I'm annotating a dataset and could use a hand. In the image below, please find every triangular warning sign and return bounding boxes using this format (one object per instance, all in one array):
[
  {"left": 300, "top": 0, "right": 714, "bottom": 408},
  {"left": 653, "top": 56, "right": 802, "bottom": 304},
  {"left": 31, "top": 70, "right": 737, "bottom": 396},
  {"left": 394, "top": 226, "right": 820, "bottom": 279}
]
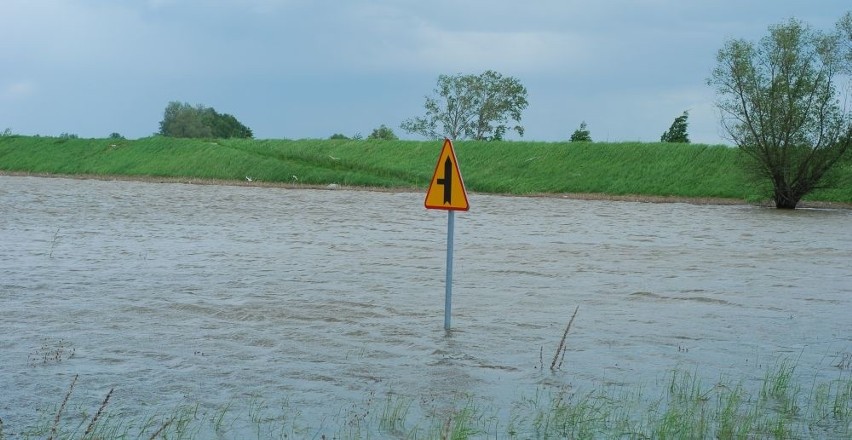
[{"left": 425, "top": 138, "right": 469, "bottom": 211}]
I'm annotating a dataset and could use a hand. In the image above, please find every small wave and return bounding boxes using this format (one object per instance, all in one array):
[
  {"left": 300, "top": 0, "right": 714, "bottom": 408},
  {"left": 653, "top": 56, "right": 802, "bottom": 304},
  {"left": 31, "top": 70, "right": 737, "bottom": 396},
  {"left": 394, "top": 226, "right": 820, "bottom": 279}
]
[
  {"left": 629, "top": 291, "right": 732, "bottom": 306},
  {"left": 684, "top": 296, "right": 731, "bottom": 305},
  {"left": 629, "top": 291, "right": 664, "bottom": 300}
]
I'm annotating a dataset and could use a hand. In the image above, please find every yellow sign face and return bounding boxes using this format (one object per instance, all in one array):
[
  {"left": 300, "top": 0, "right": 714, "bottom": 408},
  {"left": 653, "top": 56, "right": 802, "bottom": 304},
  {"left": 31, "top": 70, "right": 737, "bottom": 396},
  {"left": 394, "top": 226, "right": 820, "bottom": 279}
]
[{"left": 425, "top": 138, "right": 469, "bottom": 211}]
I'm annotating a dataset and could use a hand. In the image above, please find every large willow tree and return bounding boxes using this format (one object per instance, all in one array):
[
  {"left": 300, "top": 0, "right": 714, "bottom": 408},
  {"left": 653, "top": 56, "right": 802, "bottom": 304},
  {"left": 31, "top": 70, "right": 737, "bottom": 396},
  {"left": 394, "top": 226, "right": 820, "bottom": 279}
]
[{"left": 708, "top": 16, "right": 852, "bottom": 209}]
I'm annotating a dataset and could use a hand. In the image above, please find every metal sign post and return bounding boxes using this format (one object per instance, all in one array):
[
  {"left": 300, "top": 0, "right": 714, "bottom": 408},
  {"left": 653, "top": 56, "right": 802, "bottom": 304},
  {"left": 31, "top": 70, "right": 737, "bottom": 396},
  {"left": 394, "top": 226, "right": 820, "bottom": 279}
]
[
  {"left": 444, "top": 210, "right": 455, "bottom": 330},
  {"left": 424, "top": 139, "right": 469, "bottom": 330}
]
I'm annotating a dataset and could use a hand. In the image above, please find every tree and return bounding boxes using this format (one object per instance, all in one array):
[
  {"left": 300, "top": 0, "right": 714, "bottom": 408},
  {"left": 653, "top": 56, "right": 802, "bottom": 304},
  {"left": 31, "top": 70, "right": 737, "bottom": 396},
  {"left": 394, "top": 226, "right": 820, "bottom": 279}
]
[
  {"left": 840, "top": 12, "right": 852, "bottom": 67},
  {"left": 570, "top": 121, "right": 592, "bottom": 142},
  {"left": 708, "top": 17, "right": 852, "bottom": 209},
  {"left": 400, "top": 70, "right": 528, "bottom": 141},
  {"left": 158, "top": 101, "right": 253, "bottom": 139},
  {"left": 159, "top": 102, "right": 210, "bottom": 138},
  {"left": 660, "top": 111, "right": 690, "bottom": 143},
  {"left": 329, "top": 133, "right": 349, "bottom": 140},
  {"left": 210, "top": 112, "right": 253, "bottom": 139},
  {"left": 367, "top": 124, "right": 398, "bottom": 140}
]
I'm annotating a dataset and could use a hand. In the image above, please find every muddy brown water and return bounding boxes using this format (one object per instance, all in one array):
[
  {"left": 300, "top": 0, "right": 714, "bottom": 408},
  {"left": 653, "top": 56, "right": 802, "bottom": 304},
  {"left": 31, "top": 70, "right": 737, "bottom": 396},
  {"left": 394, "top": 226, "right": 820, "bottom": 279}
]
[{"left": 1, "top": 175, "right": 850, "bottom": 434}]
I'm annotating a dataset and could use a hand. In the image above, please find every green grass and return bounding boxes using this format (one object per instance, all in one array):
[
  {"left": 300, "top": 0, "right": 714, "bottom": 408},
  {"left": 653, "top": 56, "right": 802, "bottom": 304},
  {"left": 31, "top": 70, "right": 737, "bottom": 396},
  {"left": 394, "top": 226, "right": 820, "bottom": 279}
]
[
  {"left": 2, "top": 135, "right": 850, "bottom": 204},
  {"left": 5, "top": 361, "right": 851, "bottom": 439}
]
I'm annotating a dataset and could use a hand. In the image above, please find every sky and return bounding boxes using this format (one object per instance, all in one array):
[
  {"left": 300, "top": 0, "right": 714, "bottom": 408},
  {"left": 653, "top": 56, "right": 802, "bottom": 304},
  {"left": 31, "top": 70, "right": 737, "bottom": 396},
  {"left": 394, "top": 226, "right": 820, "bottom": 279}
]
[{"left": 1, "top": 0, "right": 849, "bottom": 145}]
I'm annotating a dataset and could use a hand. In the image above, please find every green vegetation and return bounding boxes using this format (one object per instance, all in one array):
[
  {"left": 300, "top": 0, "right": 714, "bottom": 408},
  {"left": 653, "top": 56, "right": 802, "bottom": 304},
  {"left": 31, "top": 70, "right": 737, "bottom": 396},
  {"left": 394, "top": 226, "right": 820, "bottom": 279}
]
[
  {"left": 709, "top": 15, "right": 852, "bottom": 209},
  {"left": 367, "top": 124, "right": 399, "bottom": 140},
  {"left": 570, "top": 121, "right": 592, "bottom": 142},
  {"left": 660, "top": 111, "right": 689, "bottom": 144},
  {"left": 401, "top": 70, "right": 528, "bottom": 141},
  {"left": 5, "top": 361, "right": 851, "bottom": 439},
  {"left": 1, "top": 135, "right": 851, "bottom": 204},
  {"left": 158, "top": 101, "right": 253, "bottom": 139}
]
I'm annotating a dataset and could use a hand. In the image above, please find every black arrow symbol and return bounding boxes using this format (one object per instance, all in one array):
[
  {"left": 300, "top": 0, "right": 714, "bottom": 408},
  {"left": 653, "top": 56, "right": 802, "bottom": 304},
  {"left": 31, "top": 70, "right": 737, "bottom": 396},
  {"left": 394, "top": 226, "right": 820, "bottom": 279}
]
[{"left": 436, "top": 157, "right": 452, "bottom": 204}]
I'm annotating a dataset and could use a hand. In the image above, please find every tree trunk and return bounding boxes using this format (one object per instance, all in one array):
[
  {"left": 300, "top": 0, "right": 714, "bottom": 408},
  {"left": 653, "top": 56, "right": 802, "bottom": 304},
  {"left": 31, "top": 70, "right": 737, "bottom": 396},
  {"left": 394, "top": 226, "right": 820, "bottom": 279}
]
[
  {"left": 774, "top": 200, "right": 799, "bottom": 209},
  {"left": 773, "top": 188, "right": 801, "bottom": 209}
]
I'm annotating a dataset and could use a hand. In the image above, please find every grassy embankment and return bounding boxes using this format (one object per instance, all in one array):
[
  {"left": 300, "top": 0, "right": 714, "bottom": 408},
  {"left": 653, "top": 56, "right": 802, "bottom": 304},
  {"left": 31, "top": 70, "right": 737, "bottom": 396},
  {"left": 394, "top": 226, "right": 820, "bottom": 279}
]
[{"left": 2, "top": 135, "right": 851, "bottom": 204}]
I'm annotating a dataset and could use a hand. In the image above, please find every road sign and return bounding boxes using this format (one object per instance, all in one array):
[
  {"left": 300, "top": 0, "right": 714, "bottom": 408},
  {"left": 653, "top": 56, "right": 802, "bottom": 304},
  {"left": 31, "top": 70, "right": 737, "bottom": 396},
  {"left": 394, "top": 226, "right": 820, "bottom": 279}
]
[
  {"left": 425, "top": 139, "right": 469, "bottom": 211},
  {"left": 424, "top": 139, "right": 469, "bottom": 330}
]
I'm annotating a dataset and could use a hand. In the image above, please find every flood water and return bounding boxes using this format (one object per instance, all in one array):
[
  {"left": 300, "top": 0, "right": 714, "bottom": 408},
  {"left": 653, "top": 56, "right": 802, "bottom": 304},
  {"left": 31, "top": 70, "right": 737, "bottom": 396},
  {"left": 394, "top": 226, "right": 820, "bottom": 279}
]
[{"left": 1, "top": 175, "right": 851, "bottom": 435}]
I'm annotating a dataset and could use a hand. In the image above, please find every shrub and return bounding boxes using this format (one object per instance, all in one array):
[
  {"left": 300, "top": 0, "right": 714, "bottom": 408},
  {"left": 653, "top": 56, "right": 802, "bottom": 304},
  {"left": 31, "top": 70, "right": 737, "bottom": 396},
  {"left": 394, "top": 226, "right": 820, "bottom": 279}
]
[
  {"left": 661, "top": 111, "right": 689, "bottom": 143},
  {"left": 367, "top": 124, "right": 398, "bottom": 140},
  {"left": 570, "top": 121, "right": 592, "bottom": 142}
]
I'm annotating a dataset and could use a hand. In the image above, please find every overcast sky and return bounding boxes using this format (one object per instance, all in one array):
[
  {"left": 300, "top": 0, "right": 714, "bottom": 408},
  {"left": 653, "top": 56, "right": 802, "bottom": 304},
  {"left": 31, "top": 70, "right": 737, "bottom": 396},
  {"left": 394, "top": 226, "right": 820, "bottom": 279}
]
[{"left": 1, "top": 1, "right": 848, "bottom": 145}]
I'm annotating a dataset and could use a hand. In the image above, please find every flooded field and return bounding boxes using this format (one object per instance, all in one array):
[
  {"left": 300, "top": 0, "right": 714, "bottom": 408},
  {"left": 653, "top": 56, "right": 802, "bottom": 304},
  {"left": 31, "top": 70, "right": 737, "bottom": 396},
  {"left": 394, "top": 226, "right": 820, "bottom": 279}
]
[{"left": 1, "top": 175, "right": 850, "bottom": 436}]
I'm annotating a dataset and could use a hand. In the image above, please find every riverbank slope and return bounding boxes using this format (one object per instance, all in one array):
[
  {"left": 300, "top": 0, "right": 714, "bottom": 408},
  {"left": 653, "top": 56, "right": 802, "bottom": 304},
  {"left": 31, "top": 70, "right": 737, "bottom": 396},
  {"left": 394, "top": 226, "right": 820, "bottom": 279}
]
[{"left": 1, "top": 136, "right": 850, "bottom": 206}]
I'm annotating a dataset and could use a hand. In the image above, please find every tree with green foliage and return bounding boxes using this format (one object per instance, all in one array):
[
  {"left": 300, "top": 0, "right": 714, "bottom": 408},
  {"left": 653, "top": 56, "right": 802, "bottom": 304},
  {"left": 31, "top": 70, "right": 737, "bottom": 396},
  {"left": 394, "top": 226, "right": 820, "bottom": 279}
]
[
  {"left": 211, "top": 112, "right": 253, "bottom": 139},
  {"left": 329, "top": 133, "right": 349, "bottom": 140},
  {"left": 660, "top": 111, "right": 689, "bottom": 143},
  {"left": 708, "top": 16, "right": 852, "bottom": 209},
  {"left": 400, "top": 70, "right": 528, "bottom": 141},
  {"left": 840, "top": 12, "right": 852, "bottom": 63},
  {"left": 367, "top": 124, "right": 398, "bottom": 141},
  {"left": 570, "top": 121, "right": 592, "bottom": 142},
  {"left": 160, "top": 102, "right": 210, "bottom": 138},
  {"left": 158, "top": 101, "right": 253, "bottom": 139}
]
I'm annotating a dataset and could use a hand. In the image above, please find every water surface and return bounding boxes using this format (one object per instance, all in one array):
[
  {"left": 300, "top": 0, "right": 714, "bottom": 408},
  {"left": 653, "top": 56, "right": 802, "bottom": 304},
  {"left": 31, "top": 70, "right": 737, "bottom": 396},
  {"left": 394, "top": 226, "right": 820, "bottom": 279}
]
[{"left": 1, "top": 176, "right": 850, "bottom": 434}]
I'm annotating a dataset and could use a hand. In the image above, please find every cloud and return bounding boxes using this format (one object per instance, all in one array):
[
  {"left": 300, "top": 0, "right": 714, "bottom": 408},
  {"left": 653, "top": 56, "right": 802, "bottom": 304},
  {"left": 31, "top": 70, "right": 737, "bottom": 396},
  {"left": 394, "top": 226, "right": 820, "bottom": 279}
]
[
  {"left": 145, "top": 0, "right": 170, "bottom": 9},
  {"left": 146, "top": 0, "right": 301, "bottom": 14},
  {"left": 2, "top": 80, "right": 37, "bottom": 100},
  {"left": 2, "top": 0, "right": 849, "bottom": 141},
  {"left": 0, "top": 0, "right": 225, "bottom": 77},
  {"left": 405, "top": 28, "right": 588, "bottom": 74},
  {"left": 295, "top": 2, "right": 593, "bottom": 76}
]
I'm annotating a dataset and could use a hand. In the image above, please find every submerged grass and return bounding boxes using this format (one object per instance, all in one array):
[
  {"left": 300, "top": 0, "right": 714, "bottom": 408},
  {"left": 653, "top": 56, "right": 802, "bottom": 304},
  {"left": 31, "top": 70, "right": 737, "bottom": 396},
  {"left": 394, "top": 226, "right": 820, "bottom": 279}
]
[
  {"left": 2, "top": 135, "right": 851, "bottom": 204},
  {"left": 5, "top": 362, "right": 850, "bottom": 439}
]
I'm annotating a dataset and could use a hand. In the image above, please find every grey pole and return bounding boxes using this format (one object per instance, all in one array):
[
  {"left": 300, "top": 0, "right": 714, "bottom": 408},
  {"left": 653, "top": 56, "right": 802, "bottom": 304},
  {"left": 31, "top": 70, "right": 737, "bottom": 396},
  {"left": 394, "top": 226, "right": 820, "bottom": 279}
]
[{"left": 444, "top": 209, "right": 455, "bottom": 330}]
